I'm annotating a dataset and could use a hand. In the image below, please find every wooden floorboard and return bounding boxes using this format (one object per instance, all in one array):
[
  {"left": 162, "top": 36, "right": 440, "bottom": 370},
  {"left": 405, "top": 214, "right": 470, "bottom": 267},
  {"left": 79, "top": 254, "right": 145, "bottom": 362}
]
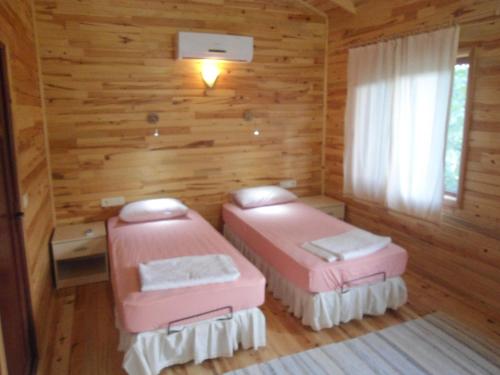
[{"left": 46, "top": 269, "right": 500, "bottom": 375}]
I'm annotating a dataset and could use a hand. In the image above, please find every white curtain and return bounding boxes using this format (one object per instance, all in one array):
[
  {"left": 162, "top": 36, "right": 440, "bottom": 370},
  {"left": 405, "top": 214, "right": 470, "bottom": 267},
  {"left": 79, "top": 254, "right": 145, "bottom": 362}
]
[{"left": 344, "top": 27, "right": 459, "bottom": 220}]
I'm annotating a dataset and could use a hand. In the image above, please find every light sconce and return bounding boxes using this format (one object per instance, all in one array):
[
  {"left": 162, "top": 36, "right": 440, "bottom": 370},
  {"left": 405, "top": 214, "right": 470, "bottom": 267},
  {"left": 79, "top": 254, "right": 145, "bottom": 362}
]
[
  {"left": 201, "top": 60, "right": 220, "bottom": 88},
  {"left": 147, "top": 112, "right": 160, "bottom": 137},
  {"left": 242, "top": 110, "right": 259, "bottom": 136}
]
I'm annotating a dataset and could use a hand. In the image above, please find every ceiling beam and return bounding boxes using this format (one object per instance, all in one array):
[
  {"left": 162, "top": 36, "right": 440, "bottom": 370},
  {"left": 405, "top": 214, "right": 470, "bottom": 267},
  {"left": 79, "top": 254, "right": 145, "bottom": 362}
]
[
  {"left": 329, "top": 0, "right": 356, "bottom": 14},
  {"left": 294, "top": 0, "right": 327, "bottom": 18}
]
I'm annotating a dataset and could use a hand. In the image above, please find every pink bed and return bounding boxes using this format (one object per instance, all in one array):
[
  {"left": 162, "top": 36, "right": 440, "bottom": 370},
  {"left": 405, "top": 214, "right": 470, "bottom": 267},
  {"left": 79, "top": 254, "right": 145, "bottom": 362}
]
[
  {"left": 108, "top": 210, "right": 265, "bottom": 333},
  {"left": 222, "top": 202, "right": 408, "bottom": 293}
]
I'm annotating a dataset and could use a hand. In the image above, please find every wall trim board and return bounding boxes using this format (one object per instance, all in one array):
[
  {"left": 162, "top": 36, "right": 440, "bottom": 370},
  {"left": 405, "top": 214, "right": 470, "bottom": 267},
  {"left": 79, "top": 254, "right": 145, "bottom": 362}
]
[
  {"left": 30, "top": 0, "right": 56, "bottom": 226},
  {"left": 321, "top": 16, "right": 329, "bottom": 195},
  {"left": 294, "top": 0, "right": 329, "bottom": 196}
]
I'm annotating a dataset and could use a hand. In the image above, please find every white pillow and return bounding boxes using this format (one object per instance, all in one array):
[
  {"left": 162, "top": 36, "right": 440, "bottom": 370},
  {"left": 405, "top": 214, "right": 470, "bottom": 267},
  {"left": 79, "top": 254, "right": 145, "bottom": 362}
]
[
  {"left": 232, "top": 186, "right": 297, "bottom": 209},
  {"left": 119, "top": 198, "right": 188, "bottom": 223}
]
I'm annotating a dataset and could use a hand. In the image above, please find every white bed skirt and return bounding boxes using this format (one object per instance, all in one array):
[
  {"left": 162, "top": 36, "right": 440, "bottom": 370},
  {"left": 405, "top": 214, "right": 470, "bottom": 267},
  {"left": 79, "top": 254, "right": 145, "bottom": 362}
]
[
  {"left": 118, "top": 307, "right": 266, "bottom": 375},
  {"left": 224, "top": 225, "right": 407, "bottom": 331}
]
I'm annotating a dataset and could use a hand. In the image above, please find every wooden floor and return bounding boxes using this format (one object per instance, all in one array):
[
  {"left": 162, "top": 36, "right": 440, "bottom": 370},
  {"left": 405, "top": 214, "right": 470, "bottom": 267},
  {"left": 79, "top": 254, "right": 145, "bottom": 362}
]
[{"left": 46, "top": 269, "right": 500, "bottom": 375}]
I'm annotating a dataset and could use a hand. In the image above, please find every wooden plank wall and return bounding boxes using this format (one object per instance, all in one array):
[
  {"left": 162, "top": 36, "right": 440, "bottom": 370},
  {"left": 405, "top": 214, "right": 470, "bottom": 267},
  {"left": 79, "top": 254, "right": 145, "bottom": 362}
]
[
  {"left": 34, "top": 0, "right": 327, "bottom": 227},
  {"left": 0, "top": 0, "right": 55, "bottom": 373},
  {"left": 324, "top": 0, "right": 500, "bottom": 311}
]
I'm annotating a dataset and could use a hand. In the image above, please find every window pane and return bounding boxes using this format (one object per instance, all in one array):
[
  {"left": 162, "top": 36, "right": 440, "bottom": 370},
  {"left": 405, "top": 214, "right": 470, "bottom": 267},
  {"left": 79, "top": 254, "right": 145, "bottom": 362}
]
[{"left": 444, "top": 63, "right": 469, "bottom": 195}]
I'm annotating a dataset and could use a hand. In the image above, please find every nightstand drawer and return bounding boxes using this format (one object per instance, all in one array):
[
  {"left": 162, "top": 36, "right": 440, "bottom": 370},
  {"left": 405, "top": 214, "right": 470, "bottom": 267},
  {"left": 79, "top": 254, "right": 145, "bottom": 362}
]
[
  {"left": 53, "top": 237, "right": 107, "bottom": 261},
  {"left": 322, "top": 205, "right": 345, "bottom": 219}
]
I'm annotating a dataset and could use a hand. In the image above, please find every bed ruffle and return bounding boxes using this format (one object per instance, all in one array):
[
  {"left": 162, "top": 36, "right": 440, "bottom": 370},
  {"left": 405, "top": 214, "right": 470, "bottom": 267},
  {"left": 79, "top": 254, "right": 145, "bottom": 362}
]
[
  {"left": 224, "top": 225, "right": 407, "bottom": 331},
  {"left": 118, "top": 307, "right": 266, "bottom": 375}
]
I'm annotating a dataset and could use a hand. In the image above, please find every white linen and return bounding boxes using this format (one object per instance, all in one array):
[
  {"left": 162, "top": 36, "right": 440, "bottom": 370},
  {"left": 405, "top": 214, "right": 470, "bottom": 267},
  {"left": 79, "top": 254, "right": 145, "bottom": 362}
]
[
  {"left": 302, "top": 228, "right": 391, "bottom": 262},
  {"left": 139, "top": 254, "right": 240, "bottom": 292},
  {"left": 119, "top": 198, "right": 188, "bottom": 223},
  {"left": 118, "top": 308, "right": 266, "bottom": 375},
  {"left": 224, "top": 226, "right": 407, "bottom": 331},
  {"left": 344, "top": 27, "right": 459, "bottom": 220}
]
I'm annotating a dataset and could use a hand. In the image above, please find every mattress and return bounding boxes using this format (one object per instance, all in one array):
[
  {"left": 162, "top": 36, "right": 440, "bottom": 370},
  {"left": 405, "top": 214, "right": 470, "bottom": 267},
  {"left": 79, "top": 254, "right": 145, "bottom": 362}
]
[
  {"left": 222, "top": 202, "right": 408, "bottom": 293},
  {"left": 107, "top": 211, "right": 265, "bottom": 333}
]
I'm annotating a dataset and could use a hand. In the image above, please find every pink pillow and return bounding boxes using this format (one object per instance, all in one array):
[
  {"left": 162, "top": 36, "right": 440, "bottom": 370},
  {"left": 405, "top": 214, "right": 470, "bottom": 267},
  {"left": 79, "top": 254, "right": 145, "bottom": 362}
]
[
  {"left": 119, "top": 198, "right": 188, "bottom": 223},
  {"left": 232, "top": 186, "right": 297, "bottom": 209}
]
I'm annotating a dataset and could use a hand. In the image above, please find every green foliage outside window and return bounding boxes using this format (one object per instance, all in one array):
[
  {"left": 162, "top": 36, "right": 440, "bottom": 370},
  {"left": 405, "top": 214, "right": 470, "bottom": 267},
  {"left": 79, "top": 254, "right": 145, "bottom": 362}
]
[{"left": 444, "top": 63, "right": 469, "bottom": 195}]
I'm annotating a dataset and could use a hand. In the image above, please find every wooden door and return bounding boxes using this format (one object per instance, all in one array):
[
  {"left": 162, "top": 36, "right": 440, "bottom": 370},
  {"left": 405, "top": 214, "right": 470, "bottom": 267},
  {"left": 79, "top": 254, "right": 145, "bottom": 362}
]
[{"left": 0, "top": 43, "right": 37, "bottom": 375}]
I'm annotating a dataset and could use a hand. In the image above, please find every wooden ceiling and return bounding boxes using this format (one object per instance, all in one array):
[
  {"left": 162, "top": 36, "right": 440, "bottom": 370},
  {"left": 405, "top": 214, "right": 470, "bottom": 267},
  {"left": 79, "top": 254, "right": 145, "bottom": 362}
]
[
  {"left": 323, "top": 0, "right": 356, "bottom": 13},
  {"left": 299, "top": 0, "right": 356, "bottom": 15}
]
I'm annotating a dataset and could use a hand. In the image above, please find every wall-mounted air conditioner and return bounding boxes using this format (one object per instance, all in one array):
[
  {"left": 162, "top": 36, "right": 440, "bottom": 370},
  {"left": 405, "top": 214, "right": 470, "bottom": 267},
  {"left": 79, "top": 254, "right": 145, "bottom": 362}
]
[{"left": 177, "top": 32, "right": 254, "bottom": 62}]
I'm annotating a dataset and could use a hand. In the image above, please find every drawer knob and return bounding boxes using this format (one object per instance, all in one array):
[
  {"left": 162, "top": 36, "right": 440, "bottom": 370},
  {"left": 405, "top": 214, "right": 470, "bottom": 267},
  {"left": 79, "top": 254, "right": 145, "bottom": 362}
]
[{"left": 74, "top": 247, "right": 88, "bottom": 253}]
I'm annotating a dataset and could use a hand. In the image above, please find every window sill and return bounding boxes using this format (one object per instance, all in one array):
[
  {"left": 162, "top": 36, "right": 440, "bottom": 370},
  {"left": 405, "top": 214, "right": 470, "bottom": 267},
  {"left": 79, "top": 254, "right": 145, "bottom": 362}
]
[{"left": 443, "top": 194, "right": 458, "bottom": 208}]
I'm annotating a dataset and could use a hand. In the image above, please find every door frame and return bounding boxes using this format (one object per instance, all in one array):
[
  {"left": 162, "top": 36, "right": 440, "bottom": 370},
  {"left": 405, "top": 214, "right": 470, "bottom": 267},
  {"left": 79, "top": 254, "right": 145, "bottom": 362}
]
[{"left": 0, "top": 41, "right": 38, "bottom": 375}]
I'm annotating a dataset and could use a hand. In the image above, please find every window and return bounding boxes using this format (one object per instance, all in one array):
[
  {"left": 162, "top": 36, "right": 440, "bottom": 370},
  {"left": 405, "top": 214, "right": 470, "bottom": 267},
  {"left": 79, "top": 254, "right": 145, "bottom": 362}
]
[
  {"left": 343, "top": 27, "right": 460, "bottom": 220},
  {"left": 444, "top": 57, "right": 471, "bottom": 199}
]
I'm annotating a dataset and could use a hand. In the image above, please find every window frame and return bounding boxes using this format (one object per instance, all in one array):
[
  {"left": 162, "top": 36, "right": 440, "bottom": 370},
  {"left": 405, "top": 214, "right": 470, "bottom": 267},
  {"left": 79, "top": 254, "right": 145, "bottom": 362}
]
[{"left": 444, "top": 48, "right": 475, "bottom": 208}]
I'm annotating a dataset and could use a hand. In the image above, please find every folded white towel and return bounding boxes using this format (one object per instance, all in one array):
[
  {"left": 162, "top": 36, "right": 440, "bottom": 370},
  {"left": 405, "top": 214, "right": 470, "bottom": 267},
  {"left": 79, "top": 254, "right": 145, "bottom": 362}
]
[
  {"left": 302, "top": 228, "right": 391, "bottom": 262},
  {"left": 139, "top": 254, "right": 240, "bottom": 292}
]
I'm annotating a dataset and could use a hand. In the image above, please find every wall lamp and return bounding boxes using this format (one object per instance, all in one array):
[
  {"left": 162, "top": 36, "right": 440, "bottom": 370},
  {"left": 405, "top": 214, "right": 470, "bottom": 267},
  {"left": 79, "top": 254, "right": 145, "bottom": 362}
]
[{"left": 201, "top": 60, "right": 220, "bottom": 88}]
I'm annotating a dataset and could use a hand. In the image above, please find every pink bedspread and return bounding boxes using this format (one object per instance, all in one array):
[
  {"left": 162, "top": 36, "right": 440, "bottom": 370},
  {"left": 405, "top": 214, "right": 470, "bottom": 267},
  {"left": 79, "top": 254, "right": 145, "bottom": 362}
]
[
  {"left": 108, "top": 211, "right": 265, "bottom": 333},
  {"left": 223, "top": 202, "right": 408, "bottom": 293}
]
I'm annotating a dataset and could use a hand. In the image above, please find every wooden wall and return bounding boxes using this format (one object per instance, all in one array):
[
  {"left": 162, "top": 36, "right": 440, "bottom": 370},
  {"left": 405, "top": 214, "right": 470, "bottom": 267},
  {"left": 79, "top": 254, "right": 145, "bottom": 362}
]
[
  {"left": 34, "top": 0, "right": 327, "bottom": 227},
  {"left": 0, "top": 0, "right": 55, "bottom": 373},
  {"left": 324, "top": 0, "right": 500, "bottom": 311}
]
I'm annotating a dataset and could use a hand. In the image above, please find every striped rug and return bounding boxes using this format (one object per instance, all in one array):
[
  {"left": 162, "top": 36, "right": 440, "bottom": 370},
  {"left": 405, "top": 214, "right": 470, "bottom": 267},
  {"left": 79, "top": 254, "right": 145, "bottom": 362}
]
[{"left": 226, "top": 313, "right": 500, "bottom": 375}]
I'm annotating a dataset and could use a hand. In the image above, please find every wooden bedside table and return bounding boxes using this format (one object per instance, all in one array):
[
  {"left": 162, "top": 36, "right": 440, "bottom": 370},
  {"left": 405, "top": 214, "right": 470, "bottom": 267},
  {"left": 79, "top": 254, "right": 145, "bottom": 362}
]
[
  {"left": 299, "top": 195, "right": 346, "bottom": 220},
  {"left": 51, "top": 222, "right": 109, "bottom": 289}
]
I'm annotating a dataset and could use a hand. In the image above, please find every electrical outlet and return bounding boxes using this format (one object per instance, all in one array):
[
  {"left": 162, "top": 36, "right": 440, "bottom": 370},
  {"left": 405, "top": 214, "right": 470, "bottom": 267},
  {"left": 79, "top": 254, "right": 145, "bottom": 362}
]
[
  {"left": 279, "top": 179, "right": 297, "bottom": 189},
  {"left": 101, "top": 196, "right": 125, "bottom": 208}
]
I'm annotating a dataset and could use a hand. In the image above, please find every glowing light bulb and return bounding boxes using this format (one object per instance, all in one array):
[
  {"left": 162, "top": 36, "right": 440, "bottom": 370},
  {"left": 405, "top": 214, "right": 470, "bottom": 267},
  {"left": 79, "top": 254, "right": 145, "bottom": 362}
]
[
  {"left": 201, "top": 60, "right": 220, "bottom": 88},
  {"left": 153, "top": 128, "right": 159, "bottom": 137},
  {"left": 253, "top": 129, "right": 260, "bottom": 136}
]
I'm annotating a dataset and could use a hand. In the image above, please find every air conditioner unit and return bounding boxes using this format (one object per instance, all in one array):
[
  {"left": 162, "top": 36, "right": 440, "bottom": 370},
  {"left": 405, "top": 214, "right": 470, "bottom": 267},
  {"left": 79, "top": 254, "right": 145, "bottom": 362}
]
[{"left": 177, "top": 32, "right": 253, "bottom": 62}]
